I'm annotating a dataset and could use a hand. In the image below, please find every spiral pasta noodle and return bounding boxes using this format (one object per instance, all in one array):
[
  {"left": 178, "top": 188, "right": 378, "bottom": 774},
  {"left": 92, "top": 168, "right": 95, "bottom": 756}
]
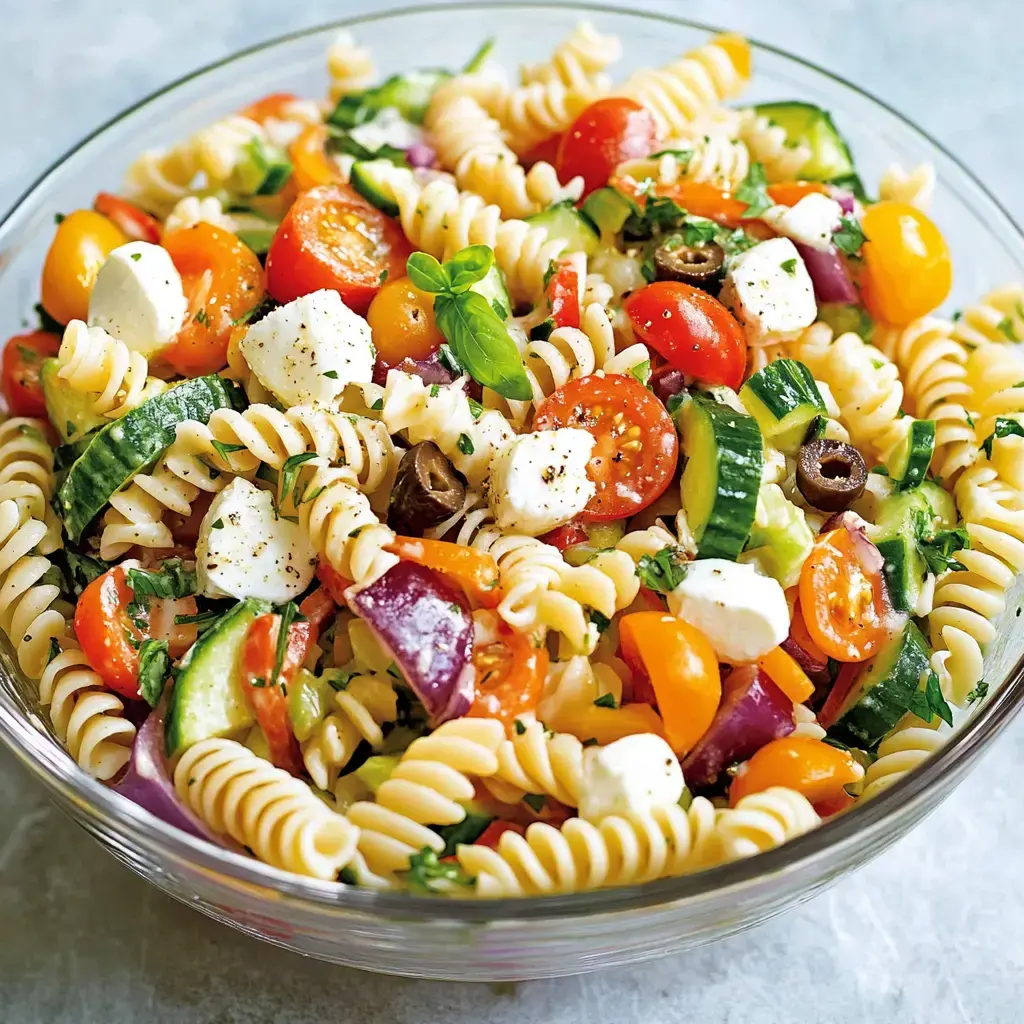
[
  {"left": 737, "top": 108, "right": 812, "bottom": 182},
  {"left": 878, "top": 162, "right": 936, "bottom": 211},
  {"left": 0, "top": 418, "right": 62, "bottom": 554},
  {"left": 952, "top": 283, "right": 1024, "bottom": 348},
  {"left": 326, "top": 30, "right": 376, "bottom": 100},
  {"left": 520, "top": 21, "right": 621, "bottom": 90},
  {"left": 496, "top": 76, "right": 607, "bottom": 156},
  {"left": 714, "top": 787, "right": 820, "bottom": 859},
  {"left": 618, "top": 132, "right": 751, "bottom": 192},
  {"left": 859, "top": 718, "right": 948, "bottom": 800},
  {"left": 482, "top": 719, "right": 584, "bottom": 806},
  {"left": 536, "top": 655, "right": 627, "bottom": 738}
]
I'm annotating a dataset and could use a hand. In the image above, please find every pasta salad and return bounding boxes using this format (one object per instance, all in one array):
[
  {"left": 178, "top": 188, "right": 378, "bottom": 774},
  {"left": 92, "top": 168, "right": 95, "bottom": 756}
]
[{"left": 5, "top": 22, "right": 1024, "bottom": 897}]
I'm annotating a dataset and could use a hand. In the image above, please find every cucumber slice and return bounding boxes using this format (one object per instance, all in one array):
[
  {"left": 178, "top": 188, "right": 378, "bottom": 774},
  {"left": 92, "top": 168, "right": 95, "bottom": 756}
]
[
  {"left": 743, "top": 483, "right": 813, "bottom": 589},
  {"left": 355, "top": 754, "right": 400, "bottom": 794},
  {"left": 56, "top": 375, "right": 247, "bottom": 542},
  {"left": 234, "top": 136, "right": 292, "bottom": 196},
  {"left": 739, "top": 359, "right": 827, "bottom": 454},
  {"left": 580, "top": 187, "right": 636, "bottom": 239},
  {"left": 165, "top": 598, "right": 271, "bottom": 757},
  {"left": 680, "top": 392, "right": 763, "bottom": 560},
  {"left": 41, "top": 357, "right": 106, "bottom": 443},
  {"left": 829, "top": 620, "right": 932, "bottom": 749},
  {"left": 288, "top": 668, "right": 336, "bottom": 742},
  {"left": 889, "top": 419, "right": 936, "bottom": 492},
  {"left": 350, "top": 159, "right": 400, "bottom": 217},
  {"left": 469, "top": 262, "right": 513, "bottom": 320},
  {"left": 525, "top": 200, "right": 599, "bottom": 257},
  {"left": 753, "top": 101, "right": 857, "bottom": 182},
  {"left": 329, "top": 70, "right": 449, "bottom": 129}
]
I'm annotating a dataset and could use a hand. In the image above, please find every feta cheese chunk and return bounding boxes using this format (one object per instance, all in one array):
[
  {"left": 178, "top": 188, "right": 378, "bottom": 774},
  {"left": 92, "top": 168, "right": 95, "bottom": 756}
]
[
  {"left": 579, "top": 734, "right": 685, "bottom": 822},
  {"left": 348, "top": 106, "right": 423, "bottom": 152},
  {"left": 239, "top": 289, "right": 374, "bottom": 409},
  {"left": 667, "top": 558, "right": 790, "bottom": 663},
  {"left": 719, "top": 237, "right": 816, "bottom": 338},
  {"left": 87, "top": 241, "right": 187, "bottom": 357},
  {"left": 487, "top": 428, "right": 595, "bottom": 535},
  {"left": 760, "top": 193, "right": 844, "bottom": 252},
  {"left": 196, "top": 478, "right": 317, "bottom": 603}
]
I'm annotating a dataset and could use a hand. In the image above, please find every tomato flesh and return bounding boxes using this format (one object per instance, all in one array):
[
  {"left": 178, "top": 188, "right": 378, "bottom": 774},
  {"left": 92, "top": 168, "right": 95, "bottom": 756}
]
[
  {"left": 545, "top": 259, "right": 581, "bottom": 330},
  {"left": 2, "top": 331, "right": 60, "bottom": 417},
  {"left": 74, "top": 568, "right": 143, "bottom": 699},
  {"left": 366, "top": 276, "right": 443, "bottom": 364},
  {"left": 469, "top": 625, "right": 548, "bottom": 734},
  {"left": 386, "top": 536, "right": 500, "bottom": 607},
  {"left": 240, "top": 92, "right": 301, "bottom": 124},
  {"left": 93, "top": 193, "right": 162, "bottom": 244}
]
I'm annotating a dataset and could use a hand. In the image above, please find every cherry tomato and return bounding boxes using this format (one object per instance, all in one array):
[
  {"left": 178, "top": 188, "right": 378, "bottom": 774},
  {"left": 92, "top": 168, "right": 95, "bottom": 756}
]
[
  {"left": 612, "top": 175, "right": 749, "bottom": 227},
  {"left": 316, "top": 562, "right": 353, "bottom": 605},
  {"left": 522, "top": 133, "right": 563, "bottom": 168},
  {"left": 556, "top": 98, "right": 659, "bottom": 198},
  {"left": 162, "top": 223, "right": 265, "bottom": 376},
  {"left": 40, "top": 209, "right": 128, "bottom": 326},
  {"left": 469, "top": 625, "right": 548, "bottom": 734},
  {"left": 386, "top": 536, "right": 500, "bottom": 607},
  {"left": 545, "top": 258, "right": 581, "bottom": 330},
  {"left": 619, "top": 611, "right": 721, "bottom": 755},
  {"left": 799, "top": 528, "right": 892, "bottom": 662},
  {"left": 541, "top": 520, "right": 588, "bottom": 551},
  {"left": 626, "top": 281, "right": 746, "bottom": 390},
  {"left": 93, "top": 193, "right": 162, "bottom": 243},
  {"left": 240, "top": 92, "right": 301, "bottom": 124},
  {"left": 267, "top": 184, "right": 412, "bottom": 314},
  {"left": 474, "top": 821, "right": 526, "bottom": 848},
  {"left": 1, "top": 331, "right": 60, "bottom": 416},
  {"left": 366, "top": 277, "right": 443, "bottom": 364},
  {"left": 728, "top": 735, "right": 864, "bottom": 808},
  {"left": 861, "top": 201, "right": 952, "bottom": 324},
  {"left": 289, "top": 124, "right": 347, "bottom": 192},
  {"left": 766, "top": 181, "right": 829, "bottom": 206},
  {"left": 533, "top": 373, "right": 678, "bottom": 521},
  {"left": 574, "top": 702, "right": 667, "bottom": 745}
]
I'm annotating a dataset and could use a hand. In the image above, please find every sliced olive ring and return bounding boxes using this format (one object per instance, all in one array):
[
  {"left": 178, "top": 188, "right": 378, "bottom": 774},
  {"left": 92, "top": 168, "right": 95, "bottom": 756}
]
[
  {"left": 387, "top": 441, "right": 466, "bottom": 536},
  {"left": 653, "top": 241, "right": 725, "bottom": 292},
  {"left": 796, "top": 438, "right": 867, "bottom": 512}
]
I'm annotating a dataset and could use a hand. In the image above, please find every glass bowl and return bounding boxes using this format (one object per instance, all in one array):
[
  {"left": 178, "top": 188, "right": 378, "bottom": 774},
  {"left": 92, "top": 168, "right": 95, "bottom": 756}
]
[{"left": 1, "top": 2, "right": 1023, "bottom": 983}]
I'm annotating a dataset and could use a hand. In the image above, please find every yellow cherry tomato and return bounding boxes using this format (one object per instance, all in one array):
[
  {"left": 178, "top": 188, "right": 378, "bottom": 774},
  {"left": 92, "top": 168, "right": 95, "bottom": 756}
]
[
  {"left": 40, "top": 209, "right": 128, "bottom": 326},
  {"left": 366, "top": 276, "right": 443, "bottom": 365},
  {"left": 861, "top": 201, "right": 952, "bottom": 325}
]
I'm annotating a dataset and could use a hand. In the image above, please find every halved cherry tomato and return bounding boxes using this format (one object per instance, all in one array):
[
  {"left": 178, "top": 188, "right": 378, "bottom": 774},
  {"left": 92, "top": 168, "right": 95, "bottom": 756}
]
[
  {"left": 619, "top": 611, "right": 721, "bottom": 755},
  {"left": 533, "top": 373, "right": 678, "bottom": 521},
  {"left": 475, "top": 821, "right": 526, "bottom": 848},
  {"left": 789, "top": 598, "right": 828, "bottom": 666},
  {"left": 728, "top": 735, "right": 864, "bottom": 808},
  {"left": 799, "top": 528, "right": 892, "bottom": 662},
  {"left": 522, "top": 133, "right": 563, "bottom": 168},
  {"left": 556, "top": 98, "right": 659, "bottom": 198},
  {"left": 861, "top": 201, "right": 952, "bottom": 324},
  {"left": 40, "top": 209, "right": 128, "bottom": 325},
  {"left": 545, "top": 258, "right": 581, "bottom": 330},
  {"left": 766, "top": 181, "right": 829, "bottom": 206},
  {"left": 316, "top": 562, "right": 353, "bottom": 605},
  {"left": 386, "top": 536, "right": 500, "bottom": 607},
  {"left": 366, "top": 276, "right": 443, "bottom": 364},
  {"left": 626, "top": 281, "right": 746, "bottom": 390},
  {"left": 162, "top": 223, "right": 264, "bottom": 376},
  {"left": 574, "top": 702, "right": 667, "bottom": 745},
  {"left": 814, "top": 791, "right": 857, "bottom": 817},
  {"left": 240, "top": 92, "right": 301, "bottom": 124},
  {"left": 469, "top": 625, "right": 548, "bottom": 733},
  {"left": 756, "top": 646, "right": 815, "bottom": 704},
  {"left": 1, "top": 331, "right": 60, "bottom": 416},
  {"left": 541, "top": 520, "right": 588, "bottom": 551},
  {"left": 267, "top": 184, "right": 412, "bottom": 314},
  {"left": 817, "top": 661, "right": 860, "bottom": 730},
  {"left": 612, "top": 176, "right": 749, "bottom": 227},
  {"left": 289, "top": 124, "right": 347, "bottom": 192},
  {"left": 93, "top": 193, "right": 162, "bottom": 244}
]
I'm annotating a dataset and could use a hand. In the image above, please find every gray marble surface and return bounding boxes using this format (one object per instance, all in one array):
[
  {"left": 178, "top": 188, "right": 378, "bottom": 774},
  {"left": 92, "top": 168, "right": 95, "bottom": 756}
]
[{"left": 2, "top": 1, "right": 1023, "bottom": 1021}]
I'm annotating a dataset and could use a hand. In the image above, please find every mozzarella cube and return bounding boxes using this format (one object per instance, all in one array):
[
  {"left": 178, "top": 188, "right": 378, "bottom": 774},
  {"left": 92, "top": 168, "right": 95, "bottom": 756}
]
[
  {"left": 666, "top": 558, "right": 790, "bottom": 663},
  {"left": 87, "top": 241, "right": 187, "bottom": 357},
  {"left": 348, "top": 106, "right": 424, "bottom": 152},
  {"left": 196, "top": 478, "right": 317, "bottom": 603},
  {"left": 239, "top": 289, "right": 375, "bottom": 410},
  {"left": 579, "top": 734, "right": 685, "bottom": 822},
  {"left": 760, "top": 193, "right": 844, "bottom": 252},
  {"left": 719, "top": 237, "right": 816, "bottom": 338},
  {"left": 487, "top": 428, "right": 595, "bottom": 536}
]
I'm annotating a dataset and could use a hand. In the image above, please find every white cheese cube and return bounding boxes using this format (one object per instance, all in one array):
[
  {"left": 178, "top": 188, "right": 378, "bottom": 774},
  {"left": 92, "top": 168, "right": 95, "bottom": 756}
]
[
  {"left": 578, "top": 734, "right": 685, "bottom": 822},
  {"left": 719, "top": 237, "right": 816, "bottom": 338},
  {"left": 87, "top": 241, "right": 187, "bottom": 357},
  {"left": 487, "top": 428, "right": 595, "bottom": 536},
  {"left": 196, "top": 477, "right": 317, "bottom": 603},
  {"left": 239, "top": 289, "right": 375, "bottom": 410},
  {"left": 666, "top": 558, "right": 790, "bottom": 663},
  {"left": 760, "top": 193, "right": 844, "bottom": 252},
  {"left": 348, "top": 106, "right": 424, "bottom": 152}
]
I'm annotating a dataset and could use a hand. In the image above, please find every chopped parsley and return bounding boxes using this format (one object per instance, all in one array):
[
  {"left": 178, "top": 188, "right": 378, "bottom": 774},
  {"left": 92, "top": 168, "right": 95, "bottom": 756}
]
[
  {"left": 636, "top": 546, "right": 689, "bottom": 594},
  {"left": 211, "top": 518, "right": 225, "bottom": 530},
  {"left": 629, "top": 359, "right": 652, "bottom": 386},
  {"left": 735, "top": 162, "right": 773, "bottom": 219},
  {"left": 514, "top": 719, "right": 527, "bottom": 736},
  {"left": 780, "top": 258, "right": 797, "bottom": 276},
  {"left": 130, "top": 252, "right": 142, "bottom": 262},
  {"left": 457, "top": 432, "right": 475, "bottom": 455},
  {"left": 980, "top": 416, "right": 1024, "bottom": 458},
  {"left": 965, "top": 681, "right": 989, "bottom": 705},
  {"left": 322, "top": 369, "right": 340, "bottom": 379},
  {"left": 193, "top": 308, "right": 210, "bottom": 327},
  {"left": 833, "top": 216, "right": 867, "bottom": 255},
  {"left": 913, "top": 513, "right": 969, "bottom": 575}
]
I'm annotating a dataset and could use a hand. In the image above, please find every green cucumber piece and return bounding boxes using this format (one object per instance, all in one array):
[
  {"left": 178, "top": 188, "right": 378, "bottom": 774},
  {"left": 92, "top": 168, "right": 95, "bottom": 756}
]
[
  {"left": 329, "top": 70, "right": 450, "bottom": 129},
  {"left": 165, "top": 598, "right": 271, "bottom": 757},
  {"left": 41, "top": 357, "right": 106, "bottom": 443},
  {"left": 234, "top": 136, "right": 292, "bottom": 196},
  {"left": 580, "top": 187, "right": 636, "bottom": 239},
  {"left": 56, "top": 375, "right": 247, "bottom": 542},
  {"left": 288, "top": 668, "right": 336, "bottom": 742},
  {"left": 680, "top": 392, "right": 763, "bottom": 560},
  {"left": 743, "top": 483, "right": 813, "bottom": 589},
  {"left": 350, "top": 159, "right": 400, "bottom": 217},
  {"left": 753, "top": 101, "right": 857, "bottom": 182},
  {"left": 889, "top": 419, "right": 936, "bottom": 492},
  {"left": 739, "top": 359, "right": 826, "bottom": 454},
  {"left": 469, "top": 262, "right": 513, "bottom": 320},
  {"left": 355, "top": 755, "right": 400, "bottom": 794},
  {"left": 525, "top": 200, "right": 599, "bottom": 257},
  {"left": 829, "top": 620, "right": 932, "bottom": 749}
]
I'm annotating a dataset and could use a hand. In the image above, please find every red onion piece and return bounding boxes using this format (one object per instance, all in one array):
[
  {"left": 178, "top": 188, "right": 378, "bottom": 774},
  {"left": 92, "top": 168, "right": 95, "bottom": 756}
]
[
  {"left": 781, "top": 634, "right": 830, "bottom": 685},
  {"left": 347, "top": 560, "right": 475, "bottom": 723},
  {"left": 650, "top": 366, "right": 688, "bottom": 407},
  {"left": 831, "top": 190, "right": 856, "bottom": 214},
  {"left": 681, "top": 666, "right": 794, "bottom": 788},
  {"left": 405, "top": 143, "right": 437, "bottom": 168},
  {"left": 374, "top": 353, "right": 454, "bottom": 388},
  {"left": 795, "top": 242, "right": 858, "bottom": 304},
  {"left": 819, "top": 510, "right": 885, "bottom": 576}
]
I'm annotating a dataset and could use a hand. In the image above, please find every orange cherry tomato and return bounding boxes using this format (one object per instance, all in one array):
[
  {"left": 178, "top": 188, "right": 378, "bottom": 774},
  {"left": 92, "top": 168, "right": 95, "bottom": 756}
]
[
  {"left": 469, "top": 625, "right": 548, "bottom": 733},
  {"left": 316, "top": 562, "right": 353, "bottom": 605},
  {"left": 765, "top": 181, "right": 829, "bottom": 207},
  {"left": 40, "top": 209, "right": 128, "bottom": 326},
  {"left": 533, "top": 373, "right": 678, "bottom": 521},
  {"left": 93, "top": 192, "right": 162, "bottom": 243},
  {"left": 575, "top": 703, "right": 668, "bottom": 745},
  {"left": 74, "top": 567, "right": 144, "bottom": 699},
  {"left": 1, "top": 331, "right": 60, "bottom": 417},
  {"left": 789, "top": 598, "right": 828, "bottom": 666},
  {"left": 475, "top": 821, "right": 526, "bottom": 848},
  {"left": 289, "top": 124, "right": 347, "bottom": 191},
  {"left": 728, "top": 735, "right": 864, "bottom": 808},
  {"left": 545, "top": 258, "right": 581, "bottom": 330},
  {"left": 556, "top": 97, "right": 659, "bottom": 198},
  {"left": 366, "top": 277, "right": 443, "bottom": 364},
  {"left": 386, "top": 536, "right": 501, "bottom": 607},
  {"left": 267, "top": 184, "right": 412, "bottom": 315},
  {"left": 814, "top": 790, "right": 857, "bottom": 817},
  {"left": 799, "top": 528, "right": 892, "bottom": 663},
  {"left": 756, "top": 646, "right": 815, "bottom": 704},
  {"left": 619, "top": 611, "right": 721, "bottom": 755},
  {"left": 162, "top": 223, "right": 264, "bottom": 376},
  {"left": 613, "top": 175, "right": 749, "bottom": 227},
  {"left": 240, "top": 92, "right": 302, "bottom": 124},
  {"left": 861, "top": 201, "right": 952, "bottom": 324},
  {"left": 626, "top": 281, "right": 747, "bottom": 390}
]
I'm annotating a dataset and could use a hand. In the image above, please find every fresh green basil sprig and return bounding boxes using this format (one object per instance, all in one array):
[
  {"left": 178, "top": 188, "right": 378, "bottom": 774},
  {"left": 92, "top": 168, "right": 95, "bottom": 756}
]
[{"left": 406, "top": 246, "right": 532, "bottom": 401}]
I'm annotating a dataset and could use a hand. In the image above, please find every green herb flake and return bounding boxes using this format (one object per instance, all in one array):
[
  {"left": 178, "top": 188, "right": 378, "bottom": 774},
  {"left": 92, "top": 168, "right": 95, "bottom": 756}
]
[
  {"left": 980, "top": 416, "right": 1024, "bottom": 458},
  {"left": 780, "top": 258, "right": 797, "bottom": 275},
  {"left": 833, "top": 216, "right": 867, "bottom": 255},
  {"left": 371, "top": 397, "right": 384, "bottom": 411},
  {"left": 429, "top": 384, "right": 440, "bottom": 397},
  {"left": 629, "top": 359, "right": 652, "bottom": 386},
  {"left": 593, "top": 692, "right": 617, "bottom": 709},
  {"left": 907, "top": 669, "right": 953, "bottom": 727},
  {"left": 514, "top": 719, "right": 527, "bottom": 736},
  {"left": 966, "top": 680, "right": 990, "bottom": 705},
  {"left": 457, "top": 432, "right": 475, "bottom": 455},
  {"left": 636, "top": 547, "right": 689, "bottom": 594},
  {"left": 522, "top": 793, "right": 546, "bottom": 813},
  {"left": 322, "top": 369, "right": 340, "bottom": 380},
  {"left": 47, "top": 637, "right": 61, "bottom": 665},
  {"left": 193, "top": 308, "right": 210, "bottom": 327},
  {"left": 735, "top": 162, "right": 773, "bottom": 220},
  {"left": 996, "top": 317, "right": 1020, "bottom": 343},
  {"left": 402, "top": 847, "right": 476, "bottom": 894},
  {"left": 467, "top": 396, "right": 484, "bottom": 421},
  {"left": 130, "top": 252, "right": 142, "bottom": 262},
  {"left": 379, "top": 268, "right": 389, "bottom": 284}
]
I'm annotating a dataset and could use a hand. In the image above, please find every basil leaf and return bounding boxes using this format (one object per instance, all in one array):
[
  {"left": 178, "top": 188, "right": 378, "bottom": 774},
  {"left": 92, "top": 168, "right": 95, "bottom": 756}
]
[
  {"left": 279, "top": 452, "right": 319, "bottom": 508},
  {"left": 735, "top": 162, "right": 773, "bottom": 219},
  {"left": 636, "top": 547, "right": 689, "bottom": 594},
  {"left": 833, "top": 216, "right": 867, "bottom": 256},
  {"left": 407, "top": 252, "right": 450, "bottom": 294},
  {"left": 138, "top": 638, "right": 171, "bottom": 708},
  {"left": 49, "top": 549, "right": 110, "bottom": 597},
  {"left": 444, "top": 245, "right": 495, "bottom": 293},
  {"left": 980, "top": 416, "right": 1024, "bottom": 458},
  {"left": 434, "top": 291, "right": 532, "bottom": 401},
  {"left": 127, "top": 558, "right": 197, "bottom": 601}
]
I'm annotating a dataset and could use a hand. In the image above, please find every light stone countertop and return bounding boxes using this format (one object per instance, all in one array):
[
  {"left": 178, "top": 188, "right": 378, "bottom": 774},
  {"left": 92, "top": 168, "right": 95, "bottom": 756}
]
[{"left": 2, "top": 1, "right": 1023, "bottom": 1021}]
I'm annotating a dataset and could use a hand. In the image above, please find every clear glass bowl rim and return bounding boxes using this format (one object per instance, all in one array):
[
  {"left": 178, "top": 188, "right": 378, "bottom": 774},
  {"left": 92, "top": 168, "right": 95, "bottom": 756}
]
[{"left": 2, "top": 0, "right": 1023, "bottom": 923}]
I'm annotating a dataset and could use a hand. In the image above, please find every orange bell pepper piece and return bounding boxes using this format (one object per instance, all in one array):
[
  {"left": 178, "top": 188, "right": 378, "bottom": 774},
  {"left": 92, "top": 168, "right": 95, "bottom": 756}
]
[
  {"left": 757, "top": 646, "right": 815, "bottom": 704},
  {"left": 386, "top": 536, "right": 501, "bottom": 607}
]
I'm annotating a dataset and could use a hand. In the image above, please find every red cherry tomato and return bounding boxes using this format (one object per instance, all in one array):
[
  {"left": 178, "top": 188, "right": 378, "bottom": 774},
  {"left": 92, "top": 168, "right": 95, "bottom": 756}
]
[
  {"left": 93, "top": 193, "right": 162, "bottom": 243},
  {"left": 556, "top": 98, "right": 659, "bottom": 198},
  {"left": 533, "top": 372, "right": 678, "bottom": 521},
  {"left": 625, "top": 281, "right": 746, "bottom": 390},
  {"left": 545, "top": 258, "right": 581, "bottom": 329},
  {"left": 1, "top": 331, "right": 60, "bottom": 416},
  {"left": 522, "top": 133, "right": 563, "bottom": 168},
  {"left": 541, "top": 520, "right": 588, "bottom": 551},
  {"left": 266, "top": 184, "right": 412, "bottom": 314}
]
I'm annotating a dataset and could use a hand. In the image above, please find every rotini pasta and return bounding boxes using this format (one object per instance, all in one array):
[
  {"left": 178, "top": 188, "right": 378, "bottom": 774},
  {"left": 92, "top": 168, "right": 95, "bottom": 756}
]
[
  {"left": 519, "top": 21, "right": 621, "bottom": 90},
  {"left": 0, "top": 418, "right": 62, "bottom": 554},
  {"left": 859, "top": 717, "right": 948, "bottom": 800},
  {"left": 737, "top": 108, "right": 812, "bottom": 182},
  {"left": 952, "top": 283, "right": 1024, "bottom": 348},
  {"left": 714, "top": 787, "right": 821, "bottom": 859},
  {"left": 326, "top": 30, "right": 376, "bottom": 100},
  {"left": 482, "top": 719, "right": 584, "bottom": 806},
  {"left": 878, "top": 162, "right": 936, "bottom": 210},
  {"left": 618, "top": 132, "right": 751, "bottom": 192}
]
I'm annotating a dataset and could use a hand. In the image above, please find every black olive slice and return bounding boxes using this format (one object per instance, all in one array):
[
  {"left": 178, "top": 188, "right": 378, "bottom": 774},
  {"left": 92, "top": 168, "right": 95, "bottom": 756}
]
[
  {"left": 796, "top": 438, "right": 867, "bottom": 512},
  {"left": 654, "top": 241, "right": 725, "bottom": 292},
  {"left": 387, "top": 441, "right": 466, "bottom": 536}
]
